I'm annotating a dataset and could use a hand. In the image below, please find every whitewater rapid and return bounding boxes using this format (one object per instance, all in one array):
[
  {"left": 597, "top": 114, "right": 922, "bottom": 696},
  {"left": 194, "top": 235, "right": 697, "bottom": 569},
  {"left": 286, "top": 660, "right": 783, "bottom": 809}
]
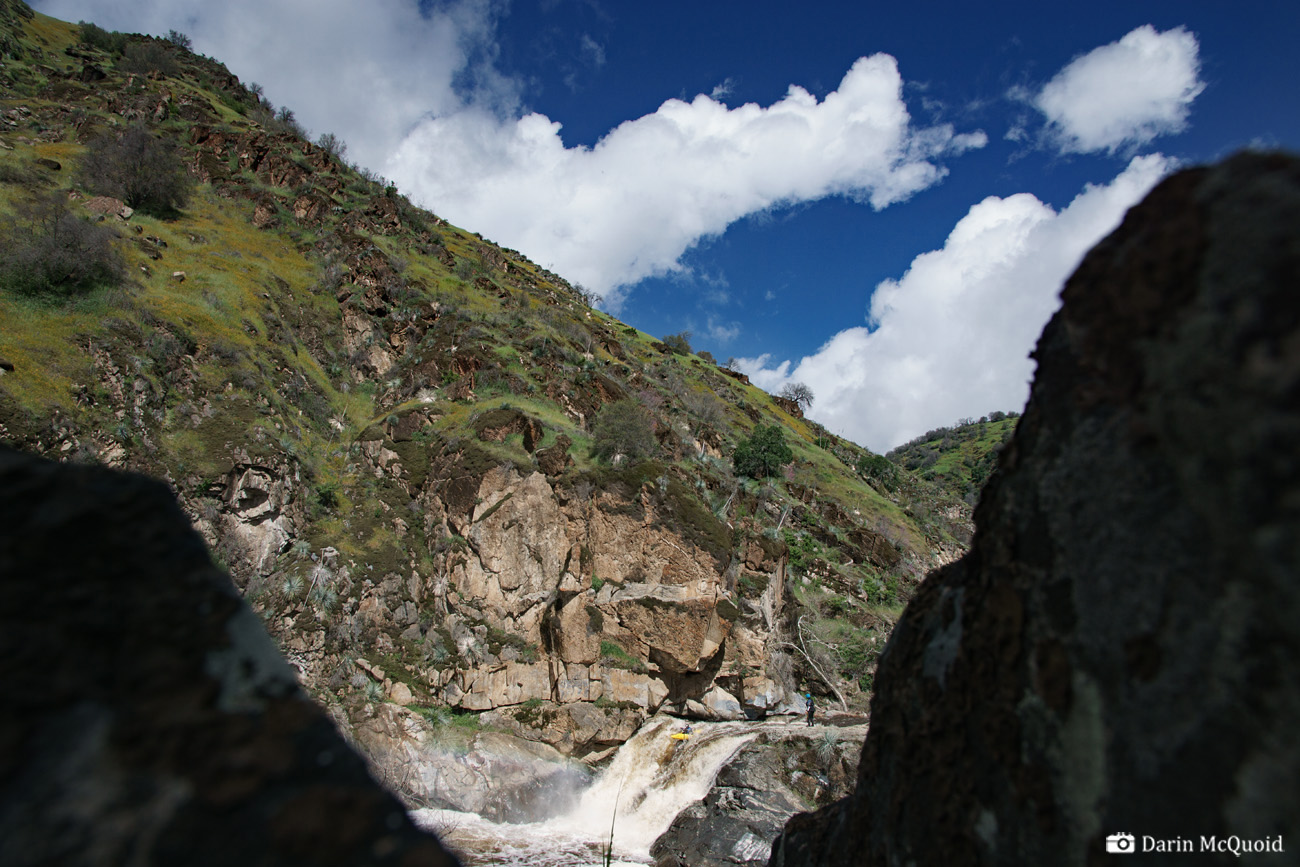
[{"left": 412, "top": 715, "right": 762, "bottom": 866}]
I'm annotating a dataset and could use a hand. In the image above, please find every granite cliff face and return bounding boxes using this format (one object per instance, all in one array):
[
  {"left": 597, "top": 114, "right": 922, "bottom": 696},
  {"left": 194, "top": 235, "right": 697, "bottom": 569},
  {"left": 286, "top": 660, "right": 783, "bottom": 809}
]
[
  {"left": 245, "top": 451, "right": 794, "bottom": 760},
  {"left": 771, "top": 154, "right": 1300, "bottom": 865}
]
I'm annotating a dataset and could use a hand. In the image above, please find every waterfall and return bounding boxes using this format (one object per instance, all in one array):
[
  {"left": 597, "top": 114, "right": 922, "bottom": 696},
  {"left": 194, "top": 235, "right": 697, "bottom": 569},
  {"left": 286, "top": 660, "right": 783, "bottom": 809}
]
[
  {"left": 412, "top": 715, "right": 762, "bottom": 866},
  {"left": 556, "top": 716, "right": 760, "bottom": 853}
]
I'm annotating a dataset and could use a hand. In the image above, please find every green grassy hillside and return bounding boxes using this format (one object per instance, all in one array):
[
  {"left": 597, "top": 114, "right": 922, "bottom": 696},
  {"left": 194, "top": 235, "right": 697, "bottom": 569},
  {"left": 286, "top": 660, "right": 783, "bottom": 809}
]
[
  {"left": 887, "top": 413, "right": 1019, "bottom": 503},
  {"left": 0, "top": 1, "right": 975, "bottom": 718}
]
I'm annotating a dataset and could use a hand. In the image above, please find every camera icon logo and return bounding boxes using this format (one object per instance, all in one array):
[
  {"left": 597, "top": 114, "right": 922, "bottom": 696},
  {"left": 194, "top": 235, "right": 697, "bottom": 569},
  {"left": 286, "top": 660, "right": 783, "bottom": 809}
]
[{"left": 1106, "top": 833, "right": 1136, "bottom": 854}]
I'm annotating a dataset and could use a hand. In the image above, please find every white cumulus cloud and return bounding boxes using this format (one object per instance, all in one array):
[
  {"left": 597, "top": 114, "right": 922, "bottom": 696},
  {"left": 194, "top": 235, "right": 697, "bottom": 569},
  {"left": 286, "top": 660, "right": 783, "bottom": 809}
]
[
  {"left": 387, "top": 55, "right": 987, "bottom": 303},
  {"left": 1035, "top": 24, "right": 1204, "bottom": 154},
  {"left": 738, "top": 154, "right": 1175, "bottom": 453}
]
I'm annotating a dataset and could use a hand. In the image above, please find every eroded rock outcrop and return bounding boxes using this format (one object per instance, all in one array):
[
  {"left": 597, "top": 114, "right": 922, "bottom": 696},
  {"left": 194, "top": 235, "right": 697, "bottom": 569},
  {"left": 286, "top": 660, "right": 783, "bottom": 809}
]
[
  {"left": 359, "top": 461, "right": 788, "bottom": 732},
  {"left": 0, "top": 449, "right": 456, "bottom": 866},
  {"left": 772, "top": 154, "right": 1300, "bottom": 864}
]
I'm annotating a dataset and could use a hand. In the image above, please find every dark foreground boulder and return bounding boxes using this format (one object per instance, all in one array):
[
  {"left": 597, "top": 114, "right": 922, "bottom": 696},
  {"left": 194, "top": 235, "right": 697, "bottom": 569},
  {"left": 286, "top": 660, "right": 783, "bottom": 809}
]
[
  {"left": 0, "top": 449, "right": 459, "bottom": 866},
  {"left": 772, "top": 152, "right": 1300, "bottom": 865}
]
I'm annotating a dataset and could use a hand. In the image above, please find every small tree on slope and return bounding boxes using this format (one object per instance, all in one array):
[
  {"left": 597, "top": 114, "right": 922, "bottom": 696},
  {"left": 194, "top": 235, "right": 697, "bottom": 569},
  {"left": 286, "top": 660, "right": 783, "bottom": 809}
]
[{"left": 733, "top": 424, "right": 793, "bottom": 478}]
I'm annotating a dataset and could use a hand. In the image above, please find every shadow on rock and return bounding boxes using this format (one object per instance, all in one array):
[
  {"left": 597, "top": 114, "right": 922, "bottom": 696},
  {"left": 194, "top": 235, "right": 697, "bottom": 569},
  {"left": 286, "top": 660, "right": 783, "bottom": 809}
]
[{"left": 0, "top": 449, "right": 459, "bottom": 866}]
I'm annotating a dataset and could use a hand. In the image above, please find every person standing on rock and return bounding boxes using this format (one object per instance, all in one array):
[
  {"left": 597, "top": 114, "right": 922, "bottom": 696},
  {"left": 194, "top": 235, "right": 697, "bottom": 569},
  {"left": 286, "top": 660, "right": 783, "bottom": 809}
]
[{"left": 805, "top": 693, "right": 815, "bottom": 727}]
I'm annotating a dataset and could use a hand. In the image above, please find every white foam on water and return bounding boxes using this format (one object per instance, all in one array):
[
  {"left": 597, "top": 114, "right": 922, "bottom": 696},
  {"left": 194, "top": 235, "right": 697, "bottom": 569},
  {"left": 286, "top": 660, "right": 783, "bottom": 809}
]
[
  {"left": 412, "top": 715, "right": 763, "bottom": 866},
  {"left": 414, "top": 808, "right": 643, "bottom": 867}
]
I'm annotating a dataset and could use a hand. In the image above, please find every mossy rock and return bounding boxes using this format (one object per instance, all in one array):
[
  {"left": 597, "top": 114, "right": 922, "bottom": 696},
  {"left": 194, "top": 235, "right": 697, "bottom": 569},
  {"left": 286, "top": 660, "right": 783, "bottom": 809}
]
[
  {"left": 388, "top": 438, "right": 432, "bottom": 489},
  {"left": 661, "top": 478, "right": 732, "bottom": 569}
]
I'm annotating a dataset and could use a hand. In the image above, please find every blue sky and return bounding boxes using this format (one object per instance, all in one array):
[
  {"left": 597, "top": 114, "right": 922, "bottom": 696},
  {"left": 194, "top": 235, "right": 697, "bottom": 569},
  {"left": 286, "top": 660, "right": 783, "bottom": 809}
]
[{"left": 34, "top": 1, "right": 1300, "bottom": 449}]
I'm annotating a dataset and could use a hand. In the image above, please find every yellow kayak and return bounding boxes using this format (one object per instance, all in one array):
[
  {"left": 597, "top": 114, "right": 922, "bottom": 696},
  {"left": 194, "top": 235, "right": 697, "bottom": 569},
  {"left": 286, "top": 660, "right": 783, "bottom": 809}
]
[{"left": 669, "top": 732, "right": 691, "bottom": 741}]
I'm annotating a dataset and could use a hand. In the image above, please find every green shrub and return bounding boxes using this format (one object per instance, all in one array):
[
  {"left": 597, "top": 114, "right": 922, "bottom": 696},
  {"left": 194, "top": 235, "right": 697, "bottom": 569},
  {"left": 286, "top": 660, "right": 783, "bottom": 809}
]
[
  {"left": 309, "top": 582, "right": 338, "bottom": 612},
  {"left": 784, "top": 529, "right": 820, "bottom": 576},
  {"left": 815, "top": 729, "right": 839, "bottom": 764},
  {"left": 413, "top": 706, "right": 453, "bottom": 727},
  {"left": 79, "top": 124, "right": 193, "bottom": 215},
  {"left": 856, "top": 453, "right": 899, "bottom": 491},
  {"left": 119, "top": 40, "right": 178, "bottom": 76},
  {"left": 733, "top": 424, "right": 793, "bottom": 478},
  {"left": 738, "top": 573, "right": 769, "bottom": 598},
  {"left": 314, "top": 482, "right": 340, "bottom": 511},
  {"left": 78, "top": 21, "right": 127, "bottom": 54},
  {"left": 485, "top": 624, "right": 539, "bottom": 662},
  {"left": 661, "top": 331, "right": 692, "bottom": 354},
  {"left": 0, "top": 195, "right": 124, "bottom": 298},
  {"left": 448, "top": 709, "right": 481, "bottom": 730},
  {"left": 590, "top": 399, "right": 656, "bottom": 463}
]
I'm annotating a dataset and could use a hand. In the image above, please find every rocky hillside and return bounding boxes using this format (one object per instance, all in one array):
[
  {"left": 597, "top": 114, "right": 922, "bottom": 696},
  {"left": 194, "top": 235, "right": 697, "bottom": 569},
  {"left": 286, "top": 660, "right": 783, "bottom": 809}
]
[
  {"left": 886, "top": 412, "right": 1018, "bottom": 503},
  {"left": 0, "top": 1, "right": 972, "bottom": 767}
]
